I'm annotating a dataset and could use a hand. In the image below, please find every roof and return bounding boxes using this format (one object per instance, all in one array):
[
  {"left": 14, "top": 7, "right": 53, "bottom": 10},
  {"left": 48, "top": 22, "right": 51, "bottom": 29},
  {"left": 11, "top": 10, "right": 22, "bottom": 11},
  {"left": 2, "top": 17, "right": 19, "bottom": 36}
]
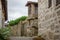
[
  {"left": 26, "top": 1, "right": 38, "bottom": 6},
  {"left": 1, "top": 0, "right": 7, "bottom": 21}
]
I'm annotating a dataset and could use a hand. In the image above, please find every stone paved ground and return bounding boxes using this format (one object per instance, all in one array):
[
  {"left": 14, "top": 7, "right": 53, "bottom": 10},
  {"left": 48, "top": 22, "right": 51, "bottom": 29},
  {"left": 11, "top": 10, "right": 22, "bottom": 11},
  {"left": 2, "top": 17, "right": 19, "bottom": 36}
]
[{"left": 9, "top": 37, "right": 33, "bottom": 40}]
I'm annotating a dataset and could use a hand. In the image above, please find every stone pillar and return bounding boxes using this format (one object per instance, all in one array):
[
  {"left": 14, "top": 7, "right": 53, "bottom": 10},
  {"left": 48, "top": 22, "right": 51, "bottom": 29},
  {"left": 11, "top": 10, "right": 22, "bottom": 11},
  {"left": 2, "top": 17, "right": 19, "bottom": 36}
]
[
  {"left": 31, "top": 4, "right": 35, "bottom": 17},
  {"left": 0, "top": 0, "right": 3, "bottom": 28},
  {"left": 2, "top": 9, "right": 6, "bottom": 28},
  {"left": 17, "top": 22, "right": 22, "bottom": 36}
]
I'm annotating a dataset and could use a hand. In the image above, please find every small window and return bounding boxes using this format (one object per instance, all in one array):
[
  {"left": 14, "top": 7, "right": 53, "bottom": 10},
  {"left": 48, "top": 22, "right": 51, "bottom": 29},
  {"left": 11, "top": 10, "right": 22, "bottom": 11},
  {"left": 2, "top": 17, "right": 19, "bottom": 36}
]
[
  {"left": 48, "top": 0, "right": 52, "bottom": 8},
  {"left": 56, "top": 0, "right": 60, "bottom": 6}
]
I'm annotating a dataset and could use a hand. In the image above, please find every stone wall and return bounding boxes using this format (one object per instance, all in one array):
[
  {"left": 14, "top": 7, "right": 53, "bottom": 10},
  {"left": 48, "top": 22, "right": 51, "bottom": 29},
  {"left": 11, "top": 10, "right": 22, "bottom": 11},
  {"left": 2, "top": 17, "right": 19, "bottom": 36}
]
[
  {"left": 38, "top": 0, "right": 60, "bottom": 40},
  {"left": 0, "top": 0, "right": 7, "bottom": 28},
  {"left": 10, "top": 21, "right": 22, "bottom": 36},
  {"left": 0, "top": 0, "right": 3, "bottom": 28},
  {"left": 26, "top": 18, "right": 38, "bottom": 37},
  {"left": 10, "top": 18, "right": 38, "bottom": 37}
]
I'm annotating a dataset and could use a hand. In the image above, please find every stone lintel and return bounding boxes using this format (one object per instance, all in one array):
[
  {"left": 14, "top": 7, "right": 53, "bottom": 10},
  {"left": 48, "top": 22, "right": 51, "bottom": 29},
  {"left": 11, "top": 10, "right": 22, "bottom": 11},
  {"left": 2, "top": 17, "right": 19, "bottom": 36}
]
[{"left": 26, "top": 1, "right": 38, "bottom": 6}]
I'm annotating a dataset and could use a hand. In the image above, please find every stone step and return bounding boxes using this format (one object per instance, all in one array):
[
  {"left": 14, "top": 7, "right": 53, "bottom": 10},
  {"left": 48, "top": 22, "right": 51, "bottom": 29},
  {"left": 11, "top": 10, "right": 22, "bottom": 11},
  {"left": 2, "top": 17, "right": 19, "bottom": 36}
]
[{"left": 9, "top": 37, "right": 33, "bottom": 40}]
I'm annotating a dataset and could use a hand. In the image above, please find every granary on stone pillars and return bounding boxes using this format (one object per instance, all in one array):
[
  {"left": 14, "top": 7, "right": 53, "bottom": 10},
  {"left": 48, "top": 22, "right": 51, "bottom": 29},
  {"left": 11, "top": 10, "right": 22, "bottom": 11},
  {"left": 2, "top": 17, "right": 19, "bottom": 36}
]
[
  {"left": 25, "top": 1, "right": 38, "bottom": 37},
  {"left": 0, "top": 0, "right": 7, "bottom": 28}
]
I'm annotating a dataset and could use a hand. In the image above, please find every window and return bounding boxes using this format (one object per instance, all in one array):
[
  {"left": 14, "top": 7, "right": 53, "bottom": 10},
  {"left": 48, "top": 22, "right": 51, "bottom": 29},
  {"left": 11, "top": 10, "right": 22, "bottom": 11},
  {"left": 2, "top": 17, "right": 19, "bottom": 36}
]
[
  {"left": 56, "top": 0, "right": 60, "bottom": 6},
  {"left": 48, "top": 0, "right": 52, "bottom": 8}
]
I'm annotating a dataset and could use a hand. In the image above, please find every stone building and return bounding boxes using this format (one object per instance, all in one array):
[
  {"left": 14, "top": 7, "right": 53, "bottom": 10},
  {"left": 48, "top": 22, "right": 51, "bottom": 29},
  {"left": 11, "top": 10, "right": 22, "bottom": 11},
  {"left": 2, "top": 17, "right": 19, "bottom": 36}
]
[
  {"left": 10, "top": 1, "right": 38, "bottom": 37},
  {"left": 0, "top": 0, "right": 7, "bottom": 28},
  {"left": 38, "top": 0, "right": 60, "bottom": 40},
  {"left": 24, "top": 1, "right": 38, "bottom": 37}
]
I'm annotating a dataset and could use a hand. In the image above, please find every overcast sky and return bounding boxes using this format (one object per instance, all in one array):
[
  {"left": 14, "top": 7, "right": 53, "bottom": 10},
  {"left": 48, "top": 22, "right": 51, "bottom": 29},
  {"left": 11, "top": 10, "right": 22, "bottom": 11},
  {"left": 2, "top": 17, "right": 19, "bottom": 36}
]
[{"left": 8, "top": 0, "right": 37, "bottom": 21}]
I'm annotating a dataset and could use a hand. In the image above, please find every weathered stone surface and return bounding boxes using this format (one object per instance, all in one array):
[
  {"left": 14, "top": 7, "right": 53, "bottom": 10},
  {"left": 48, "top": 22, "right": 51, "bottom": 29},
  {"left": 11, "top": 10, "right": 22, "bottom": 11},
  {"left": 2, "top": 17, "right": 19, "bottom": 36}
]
[
  {"left": 38, "top": 0, "right": 60, "bottom": 40},
  {"left": 11, "top": 21, "right": 23, "bottom": 36},
  {"left": 0, "top": 0, "right": 7, "bottom": 28},
  {"left": 0, "top": 0, "right": 4, "bottom": 28}
]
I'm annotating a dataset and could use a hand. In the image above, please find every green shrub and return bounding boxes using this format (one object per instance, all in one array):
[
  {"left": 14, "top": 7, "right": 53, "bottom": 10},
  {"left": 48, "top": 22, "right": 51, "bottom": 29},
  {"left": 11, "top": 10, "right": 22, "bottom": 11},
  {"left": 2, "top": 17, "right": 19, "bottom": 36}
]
[
  {"left": 9, "top": 16, "right": 27, "bottom": 26},
  {"left": 0, "top": 27, "right": 11, "bottom": 40}
]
